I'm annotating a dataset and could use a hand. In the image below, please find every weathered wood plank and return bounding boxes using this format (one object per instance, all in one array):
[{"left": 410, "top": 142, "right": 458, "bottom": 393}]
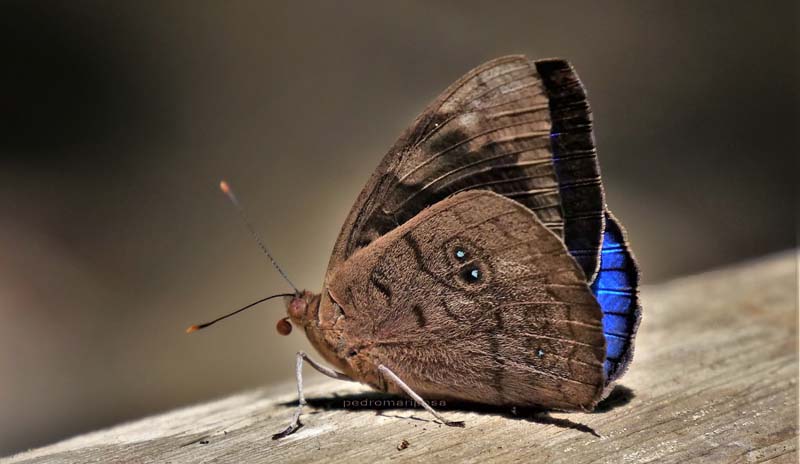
[{"left": 4, "top": 252, "right": 798, "bottom": 464}]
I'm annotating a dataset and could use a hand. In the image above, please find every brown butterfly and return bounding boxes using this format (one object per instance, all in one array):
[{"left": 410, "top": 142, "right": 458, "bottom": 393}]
[{"left": 189, "top": 55, "right": 641, "bottom": 439}]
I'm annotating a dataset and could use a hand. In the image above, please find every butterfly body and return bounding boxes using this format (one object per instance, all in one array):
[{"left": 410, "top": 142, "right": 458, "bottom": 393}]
[{"left": 274, "top": 55, "right": 640, "bottom": 435}]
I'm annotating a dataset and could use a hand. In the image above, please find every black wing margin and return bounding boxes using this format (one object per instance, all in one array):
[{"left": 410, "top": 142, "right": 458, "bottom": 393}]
[{"left": 536, "top": 59, "right": 604, "bottom": 282}]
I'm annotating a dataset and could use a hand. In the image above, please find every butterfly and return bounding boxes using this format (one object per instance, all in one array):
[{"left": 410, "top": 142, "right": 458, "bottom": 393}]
[{"left": 190, "top": 55, "right": 641, "bottom": 439}]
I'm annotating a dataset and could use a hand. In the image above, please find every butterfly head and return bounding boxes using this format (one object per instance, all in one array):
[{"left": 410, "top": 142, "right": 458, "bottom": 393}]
[{"left": 283, "top": 290, "right": 321, "bottom": 332}]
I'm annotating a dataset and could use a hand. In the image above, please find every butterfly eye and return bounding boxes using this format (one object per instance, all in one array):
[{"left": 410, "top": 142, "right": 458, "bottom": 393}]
[{"left": 461, "top": 267, "right": 481, "bottom": 283}]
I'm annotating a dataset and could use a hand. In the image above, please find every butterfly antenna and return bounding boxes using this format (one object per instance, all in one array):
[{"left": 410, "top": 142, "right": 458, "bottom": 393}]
[
  {"left": 219, "top": 180, "right": 300, "bottom": 294},
  {"left": 186, "top": 292, "right": 295, "bottom": 333}
]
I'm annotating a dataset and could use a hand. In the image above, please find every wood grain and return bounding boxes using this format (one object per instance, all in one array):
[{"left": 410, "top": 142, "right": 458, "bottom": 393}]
[{"left": 5, "top": 252, "right": 797, "bottom": 464}]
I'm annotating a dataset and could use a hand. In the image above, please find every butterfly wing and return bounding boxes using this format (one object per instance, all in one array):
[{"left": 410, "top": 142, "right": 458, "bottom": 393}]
[
  {"left": 327, "top": 190, "right": 606, "bottom": 410},
  {"left": 326, "top": 56, "right": 604, "bottom": 284},
  {"left": 592, "top": 210, "right": 641, "bottom": 383}
]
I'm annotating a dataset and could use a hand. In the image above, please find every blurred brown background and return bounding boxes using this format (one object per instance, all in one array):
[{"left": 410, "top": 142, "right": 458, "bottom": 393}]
[{"left": 0, "top": 0, "right": 796, "bottom": 456}]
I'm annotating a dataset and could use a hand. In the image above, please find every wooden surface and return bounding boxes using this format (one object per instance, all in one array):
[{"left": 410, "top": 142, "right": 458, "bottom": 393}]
[{"left": 5, "top": 252, "right": 798, "bottom": 464}]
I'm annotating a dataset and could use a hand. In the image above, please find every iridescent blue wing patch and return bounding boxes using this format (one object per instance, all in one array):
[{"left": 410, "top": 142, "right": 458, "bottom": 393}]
[{"left": 591, "top": 210, "right": 642, "bottom": 383}]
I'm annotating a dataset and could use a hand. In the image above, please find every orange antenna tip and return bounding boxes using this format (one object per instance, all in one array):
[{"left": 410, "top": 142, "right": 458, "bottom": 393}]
[
  {"left": 219, "top": 180, "right": 230, "bottom": 194},
  {"left": 186, "top": 325, "right": 201, "bottom": 334}
]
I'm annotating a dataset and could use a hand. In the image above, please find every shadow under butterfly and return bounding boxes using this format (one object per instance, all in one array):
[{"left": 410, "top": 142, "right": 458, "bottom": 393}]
[{"left": 188, "top": 55, "right": 642, "bottom": 439}]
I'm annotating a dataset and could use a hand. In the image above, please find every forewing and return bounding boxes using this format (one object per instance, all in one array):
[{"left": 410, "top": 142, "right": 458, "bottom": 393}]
[
  {"left": 327, "top": 56, "right": 604, "bottom": 283},
  {"left": 328, "top": 190, "right": 606, "bottom": 410}
]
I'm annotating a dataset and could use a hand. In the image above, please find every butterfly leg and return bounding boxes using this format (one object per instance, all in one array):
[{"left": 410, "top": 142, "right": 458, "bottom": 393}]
[
  {"left": 377, "top": 364, "right": 465, "bottom": 428},
  {"left": 272, "top": 351, "right": 352, "bottom": 440}
]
